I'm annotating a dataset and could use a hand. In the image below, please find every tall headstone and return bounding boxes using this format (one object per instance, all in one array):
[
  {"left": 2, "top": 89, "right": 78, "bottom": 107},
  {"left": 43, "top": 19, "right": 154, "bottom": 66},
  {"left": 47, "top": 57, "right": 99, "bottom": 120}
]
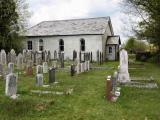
[
  {"left": 73, "top": 50, "right": 77, "bottom": 61},
  {"left": 48, "top": 67, "right": 55, "bottom": 83},
  {"left": 10, "top": 49, "right": 16, "bottom": 64},
  {"left": 1, "top": 49, "right": 7, "bottom": 65},
  {"left": 71, "top": 64, "right": 75, "bottom": 76},
  {"left": 60, "top": 52, "right": 64, "bottom": 68},
  {"left": 17, "top": 53, "right": 23, "bottom": 70},
  {"left": 47, "top": 50, "right": 51, "bottom": 62},
  {"left": 54, "top": 50, "right": 57, "bottom": 60},
  {"left": 43, "top": 62, "right": 48, "bottom": 73},
  {"left": 118, "top": 49, "right": 130, "bottom": 83},
  {"left": 97, "top": 50, "right": 99, "bottom": 64},
  {"left": 5, "top": 73, "right": 17, "bottom": 96},
  {"left": 91, "top": 52, "right": 93, "bottom": 63}
]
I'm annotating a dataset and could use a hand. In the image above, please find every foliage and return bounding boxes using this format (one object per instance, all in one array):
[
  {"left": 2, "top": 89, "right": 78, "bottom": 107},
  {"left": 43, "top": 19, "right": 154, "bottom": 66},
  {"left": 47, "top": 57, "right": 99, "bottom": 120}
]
[
  {"left": 123, "top": 0, "right": 160, "bottom": 52},
  {"left": 124, "top": 37, "right": 149, "bottom": 53},
  {"left": 0, "top": 0, "right": 29, "bottom": 52}
]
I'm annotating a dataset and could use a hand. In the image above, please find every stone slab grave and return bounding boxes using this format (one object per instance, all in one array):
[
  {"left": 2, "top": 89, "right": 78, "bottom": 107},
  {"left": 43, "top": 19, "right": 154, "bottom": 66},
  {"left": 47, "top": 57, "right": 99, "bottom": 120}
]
[
  {"left": 43, "top": 62, "right": 48, "bottom": 73},
  {"left": 5, "top": 73, "right": 18, "bottom": 98},
  {"left": 36, "top": 74, "right": 43, "bottom": 86},
  {"left": 31, "top": 88, "right": 73, "bottom": 96},
  {"left": 125, "top": 81, "right": 158, "bottom": 89}
]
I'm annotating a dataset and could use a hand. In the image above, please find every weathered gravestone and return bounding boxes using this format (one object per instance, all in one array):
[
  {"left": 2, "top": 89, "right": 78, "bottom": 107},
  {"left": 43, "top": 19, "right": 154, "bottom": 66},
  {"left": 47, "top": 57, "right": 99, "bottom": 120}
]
[
  {"left": 26, "top": 60, "right": 33, "bottom": 75},
  {"left": 8, "top": 63, "right": 14, "bottom": 73},
  {"left": 97, "top": 50, "right": 100, "bottom": 64},
  {"left": 52, "top": 60, "right": 58, "bottom": 68},
  {"left": 36, "top": 74, "right": 43, "bottom": 86},
  {"left": 10, "top": 49, "right": 16, "bottom": 64},
  {"left": 1, "top": 49, "right": 7, "bottom": 65},
  {"left": 47, "top": 50, "right": 51, "bottom": 62},
  {"left": 71, "top": 64, "right": 75, "bottom": 76},
  {"left": 73, "top": 50, "right": 77, "bottom": 61},
  {"left": 36, "top": 65, "right": 43, "bottom": 74},
  {"left": 54, "top": 50, "right": 57, "bottom": 60},
  {"left": 17, "top": 53, "right": 23, "bottom": 70},
  {"left": 118, "top": 49, "right": 130, "bottom": 83},
  {"left": 59, "top": 52, "right": 64, "bottom": 68},
  {"left": 43, "top": 62, "right": 48, "bottom": 73},
  {"left": 48, "top": 67, "right": 55, "bottom": 83},
  {"left": 5, "top": 73, "right": 17, "bottom": 96}
]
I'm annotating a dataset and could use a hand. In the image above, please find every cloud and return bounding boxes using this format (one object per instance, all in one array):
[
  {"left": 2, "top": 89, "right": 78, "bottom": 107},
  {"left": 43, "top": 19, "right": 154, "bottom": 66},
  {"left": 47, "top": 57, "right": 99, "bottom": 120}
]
[{"left": 28, "top": 0, "right": 130, "bottom": 42}]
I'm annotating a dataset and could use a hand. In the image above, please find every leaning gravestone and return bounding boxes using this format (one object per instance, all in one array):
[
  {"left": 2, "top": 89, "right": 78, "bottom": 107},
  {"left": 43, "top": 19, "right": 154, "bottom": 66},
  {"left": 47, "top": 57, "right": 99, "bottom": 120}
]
[
  {"left": 48, "top": 67, "right": 55, "bottom": 83},
  {"left": 118, "top": 49, "right": 130, "bottom": 83},
  {"left": 43, "top": 62, "right": 48, "bottom": 73},
  {"left": 36, "top": 74, "right": 43, "bottom": 86},
  {"left": 5, "top": 73, "right": 17, "bottom": 96}
]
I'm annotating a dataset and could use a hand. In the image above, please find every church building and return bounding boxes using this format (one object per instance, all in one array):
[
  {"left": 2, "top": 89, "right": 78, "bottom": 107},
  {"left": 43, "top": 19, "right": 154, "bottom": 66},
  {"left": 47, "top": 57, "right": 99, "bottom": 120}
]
[{"left": 24, "top": 17, "right": 121, "bottom": 61}]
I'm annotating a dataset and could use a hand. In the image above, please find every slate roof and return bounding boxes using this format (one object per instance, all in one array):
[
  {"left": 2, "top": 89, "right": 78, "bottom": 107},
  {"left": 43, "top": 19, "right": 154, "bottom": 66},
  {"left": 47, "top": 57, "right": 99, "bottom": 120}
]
[
  {"left": 107, "top": 36, "right": 121, "bottom": 45},
  {"left": 25, "top": 17, "right": 111, "bottom": 37}
]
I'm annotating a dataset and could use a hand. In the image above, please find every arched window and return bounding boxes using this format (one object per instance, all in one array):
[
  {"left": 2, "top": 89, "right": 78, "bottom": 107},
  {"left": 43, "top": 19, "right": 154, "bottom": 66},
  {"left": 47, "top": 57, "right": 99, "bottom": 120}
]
[
  {"left": 80, "top": 39, "right": 85, "bottom": 51},
  {"left": 59, "top": 39, "right": 64, "bottom": 51},
  {"left": 39, "top": 39, "right": 44, "bottom": 51},
  {"left": 27, "top": 41, "right": 32, "bottom": 50},
  {"left": 109, "top": 46, "right": 112, "bottom": 53}
]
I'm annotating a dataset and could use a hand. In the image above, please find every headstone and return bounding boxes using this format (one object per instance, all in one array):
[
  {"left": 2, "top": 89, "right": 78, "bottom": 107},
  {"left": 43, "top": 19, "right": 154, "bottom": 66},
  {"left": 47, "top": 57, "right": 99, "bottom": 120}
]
[
  {"left": 5, "top": 73, "right": 17, "bottom": 96},
  {"left": 71, "top": 64, "right": 75, "bottom": 76},
  {"left": 52, "top": 60, "right": 58, "bottom": 68},
  {"left": 87, "top": 61, "right": 90, "bottom": 71},
  {"left": 73, "top": 50, "right": 77, "bottom": 61},
  {"left": 76, "top": 62, "right": 80, "bottom": 74},
  {"left": 80, "top": 63, "right": 83, "bottom": 72},
  {"left": 91, "top": 52, "right": 93, "bottom": 63},
  {"left": 54, "top": 50, "right": 57, "bottom": 60},
  {"left": 0, "top": 64, "right": 3, "bottom": 76},
  {"left": 118, "top": 49, "right": 130, "bottom": 83},
  {"left": 10, "top": 49, "right": 16, "bottom": 64},
  {"left": 36, "top": 74, "right": 43, "bottom": 86},
  {"left": 8, "top": 63, "right": 14, "bottom": 73},
  {"left": 48, "top": 67, "right": 55, "bottom": 83},
  {"left": 79, "top": 52, "right": 81, "bottom": 62},
  {"left": 1, "top": 49, "right": 7, "bottom": 65},
  {"left": 97, "top": 50, "right": 99, "bottom": 64},
  {"left": 17, "top": 53, "right": 23, "bottom": 70},
  {"left": 43, "top": 62, "right": 48, "bottom": 73},
  {"left": 36, "top": 65, "right": 43, "bottom": 74},
  {"left": 47, "top": 51, "right": 51, "bottom": 62},
  {"left": 60, "top": 52, "right": 64, "bottom": 68}
]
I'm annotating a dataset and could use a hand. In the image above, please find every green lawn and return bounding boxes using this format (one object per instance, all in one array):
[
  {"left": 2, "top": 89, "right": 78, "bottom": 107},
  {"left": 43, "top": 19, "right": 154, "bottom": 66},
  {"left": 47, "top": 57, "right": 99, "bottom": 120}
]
[{"left": 0, "top": 61, "right": 160, "bottom": 120}]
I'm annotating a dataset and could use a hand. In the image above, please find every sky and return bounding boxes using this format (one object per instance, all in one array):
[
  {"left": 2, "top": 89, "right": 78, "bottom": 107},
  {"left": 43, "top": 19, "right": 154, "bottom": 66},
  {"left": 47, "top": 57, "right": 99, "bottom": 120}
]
[{"left": 27, "top": 0, "right": 133, "bottom": 43}]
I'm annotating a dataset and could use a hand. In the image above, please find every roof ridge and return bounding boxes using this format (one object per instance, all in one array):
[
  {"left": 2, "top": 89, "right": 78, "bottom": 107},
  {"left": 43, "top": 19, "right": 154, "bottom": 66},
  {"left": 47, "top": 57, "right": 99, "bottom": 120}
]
[{"left": 41, "top": 16, "right": 110, "bottom": 23}]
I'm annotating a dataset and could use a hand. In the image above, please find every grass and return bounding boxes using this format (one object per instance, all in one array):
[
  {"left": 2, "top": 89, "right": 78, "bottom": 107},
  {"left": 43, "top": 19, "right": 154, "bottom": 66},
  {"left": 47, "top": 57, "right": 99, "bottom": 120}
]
[{"left": 0, "top": 61, "right": 160, "bottom": 120}]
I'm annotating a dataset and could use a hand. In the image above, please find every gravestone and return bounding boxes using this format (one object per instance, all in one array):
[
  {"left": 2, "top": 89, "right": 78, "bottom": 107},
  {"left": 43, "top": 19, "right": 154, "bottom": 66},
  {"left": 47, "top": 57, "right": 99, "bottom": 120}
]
[
  {"left": 71, "top": 64, "right": 75, "bottom": 76},
  {"left": 87, "top": 61, "right": 90, "bottom": 71},
  {"left": 17, "top": 53, "right": 23, "bottom": 70},
  {"left": 54, "top": 50, "right": 57, "bottom": 60},
  {"left": 118, "top": 49, "right": 130, "bottom": 83},
  {"left": 60, "top": 52, "right": 64, "bottom": 68},
  {"left": 97, "top": 50, "right": 100, "bottom": 64},
  {"left": 5, "top": 73, "right": 17, "bottom": 96},
  {"left": 48, "top": 67, "right": 55, "bottom": 83},
  {"left": 10, "top": 49, "right": 16, "bottom": 64},
  {"left": 26, "top": 60, "right": 33, "bottom": 75},
  {"left": 80, "top": 63, "right": 84, "bottom": 72},
  {"left": 36, "top": 65, "right": 43, "bottom": 74},
  {"left": 8, "top": 63, "right": 14, "bottom": 73},
  {"left": 36, "top": 74, "right": 43, "bottom": 86},
  {"left": 76, "top": 62, "right": 80, "bottom": 74},
  {"left": 52, "top": 60, "right": 58, "bottom": 68},
  {"left": 90, "top": 52, "right": 92, "bottom": 63},
  {"left": 43, "top": 62, "right": 48, "bottom": 73},
  {"left": 47, "top": 50, "right": 51, "bottom": 62},
  {"left": 73, "top": 50, "right": 77, "bottom": 61},
  {"left": 1, "top": 49, "right": 7, "bottom": 65},
  {"left": 79, "top": 52, "right": 81, "bottom": 62}
]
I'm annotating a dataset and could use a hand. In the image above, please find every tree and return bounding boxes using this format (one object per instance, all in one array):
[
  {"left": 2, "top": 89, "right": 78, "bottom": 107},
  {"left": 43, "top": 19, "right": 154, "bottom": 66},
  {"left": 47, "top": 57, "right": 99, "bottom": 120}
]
[
  {"left": 124, "top": 37, "right": 149, "bottom": 53},
  {"left": 123, "top": 0, "right": 160, "bottom": 52},
  {"left": 0, "top": 0, "right": 29, "bottom": 52}
]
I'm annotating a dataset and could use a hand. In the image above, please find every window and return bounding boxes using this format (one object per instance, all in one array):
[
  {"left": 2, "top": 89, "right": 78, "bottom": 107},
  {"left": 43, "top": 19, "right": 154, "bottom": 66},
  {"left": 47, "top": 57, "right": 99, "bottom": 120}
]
[
  {"left": 80, "top": 39, "right": 85, "bottom": 51},
  {"left": 39, "top": 39, "right": 43, "bottom": 51},
  {"left": 27, "top": 41, "right": 32, "bottom": 50},
  {"left": 59, "top": 39, "right": 64, "bottom": 51},
  {"left": 109, "top": 46, "right": 112, "bottom": 53}
]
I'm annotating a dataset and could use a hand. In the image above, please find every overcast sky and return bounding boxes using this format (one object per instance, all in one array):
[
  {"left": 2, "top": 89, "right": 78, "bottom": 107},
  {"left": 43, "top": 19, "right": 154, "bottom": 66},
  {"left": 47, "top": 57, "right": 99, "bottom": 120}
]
[{"left": 28, "top": 0, "right": 133, "bottom": 43}]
